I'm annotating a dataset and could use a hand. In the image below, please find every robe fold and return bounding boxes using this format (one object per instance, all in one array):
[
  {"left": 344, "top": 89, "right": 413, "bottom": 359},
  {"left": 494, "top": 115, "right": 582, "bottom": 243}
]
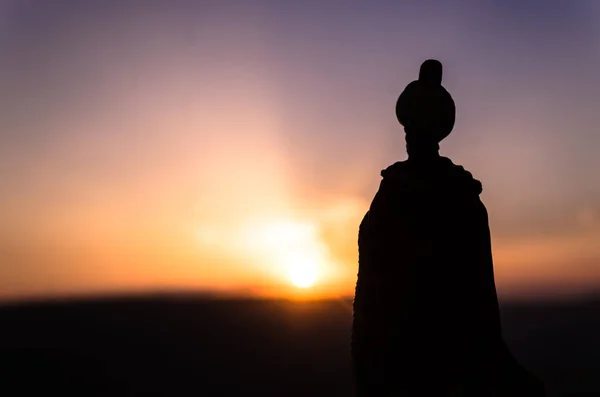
[{"left": 352, "top": 156, "right": 544, "bottom": 396}]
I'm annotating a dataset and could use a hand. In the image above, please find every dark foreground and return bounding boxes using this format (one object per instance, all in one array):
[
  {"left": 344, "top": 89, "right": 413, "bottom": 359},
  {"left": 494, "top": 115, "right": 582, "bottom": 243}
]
[{"left": 1, "top": 294, "right": 599, "bottom": 396}]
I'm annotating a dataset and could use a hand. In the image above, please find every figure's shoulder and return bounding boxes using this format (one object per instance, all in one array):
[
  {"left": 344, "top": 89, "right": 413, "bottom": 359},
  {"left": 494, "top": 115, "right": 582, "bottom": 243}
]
[
  {"left": 378, "top": 157, "right": 483, "bottom": 196},
  {"left": 380, "top": 160, "right": 410, "bottom": 179},
  {"left": 437, "top": 157, "right": 484, "bottom": 196},
  {"left": 380, "top": 157, "right": 462, "bottom": 177}
]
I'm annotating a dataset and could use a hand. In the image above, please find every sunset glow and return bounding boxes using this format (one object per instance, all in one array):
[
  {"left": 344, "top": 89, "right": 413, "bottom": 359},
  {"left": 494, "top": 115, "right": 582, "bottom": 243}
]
[
  {"left": 287, "top": 257, "right": 318, "bottom": 288},
  {"left": 2, "top": 1, "right": 600, "bottom": 302},
  {"left": 240, "top": 220, "right": 325, "bottom": 289}
]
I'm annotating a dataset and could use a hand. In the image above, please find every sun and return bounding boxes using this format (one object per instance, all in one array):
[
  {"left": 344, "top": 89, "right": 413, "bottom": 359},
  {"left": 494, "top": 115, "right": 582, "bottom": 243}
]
[
  {"left": 286, "top": 256, "right": 318, "bottom": 288},
  {"left": 241, "top": 219, "right": 324, "bottom": 289}
]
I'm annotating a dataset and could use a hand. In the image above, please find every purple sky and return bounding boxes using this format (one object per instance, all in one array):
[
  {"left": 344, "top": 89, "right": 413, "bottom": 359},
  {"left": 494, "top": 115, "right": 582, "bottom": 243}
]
[{"left": 1, "top": 1, "right": 600, "bottom": 301}]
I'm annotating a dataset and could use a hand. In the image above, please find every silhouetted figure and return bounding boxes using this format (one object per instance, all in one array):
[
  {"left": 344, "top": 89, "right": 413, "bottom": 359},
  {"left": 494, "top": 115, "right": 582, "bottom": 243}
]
[{"left": 352, "top": 60, "right": 545, "bottom": 396}]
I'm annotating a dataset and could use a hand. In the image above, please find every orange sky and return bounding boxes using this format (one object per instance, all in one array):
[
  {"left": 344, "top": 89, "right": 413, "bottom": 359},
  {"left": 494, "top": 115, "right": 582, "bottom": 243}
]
[{"left": 1, "top": 1, "right": 600, "bottom": 302}]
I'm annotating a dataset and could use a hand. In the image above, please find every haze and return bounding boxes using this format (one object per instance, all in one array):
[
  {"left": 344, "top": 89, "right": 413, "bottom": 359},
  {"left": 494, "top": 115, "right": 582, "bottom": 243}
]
[{"left": 1, "top": 0, "right": 600, "bottom": 302}]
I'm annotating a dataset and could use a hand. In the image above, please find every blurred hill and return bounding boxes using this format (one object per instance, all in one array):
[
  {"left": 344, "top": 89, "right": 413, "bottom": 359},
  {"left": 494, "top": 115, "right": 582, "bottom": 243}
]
[{"left": 1, "top": 294, "right": 599, "bottom": 396}]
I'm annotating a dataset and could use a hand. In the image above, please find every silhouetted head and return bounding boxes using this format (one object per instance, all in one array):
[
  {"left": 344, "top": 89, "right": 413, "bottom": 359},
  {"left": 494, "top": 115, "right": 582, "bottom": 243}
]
[{"left": 395, "top": 60, "right": 455, "bottom": 159}]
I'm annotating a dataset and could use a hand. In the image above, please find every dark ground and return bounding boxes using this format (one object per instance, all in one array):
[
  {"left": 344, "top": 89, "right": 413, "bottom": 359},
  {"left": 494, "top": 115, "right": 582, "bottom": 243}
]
[{"left": 0, "top": 294, "right": 598, "bottom": 396}]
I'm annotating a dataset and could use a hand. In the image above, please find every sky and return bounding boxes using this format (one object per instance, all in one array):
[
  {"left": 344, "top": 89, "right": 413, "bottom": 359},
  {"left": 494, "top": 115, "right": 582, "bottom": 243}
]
[{"left": 1, "top": 0, "right": 600, "bottom": 302}]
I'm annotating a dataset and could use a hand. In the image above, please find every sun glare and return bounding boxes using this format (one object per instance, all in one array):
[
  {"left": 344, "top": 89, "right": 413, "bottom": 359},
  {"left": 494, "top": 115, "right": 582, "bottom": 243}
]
[
  {"left": 240, "top": 219, "right": 326, "bottom": 289},
  {"left": 285, "top": 256, "right": 318, "bottom": 288}
]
